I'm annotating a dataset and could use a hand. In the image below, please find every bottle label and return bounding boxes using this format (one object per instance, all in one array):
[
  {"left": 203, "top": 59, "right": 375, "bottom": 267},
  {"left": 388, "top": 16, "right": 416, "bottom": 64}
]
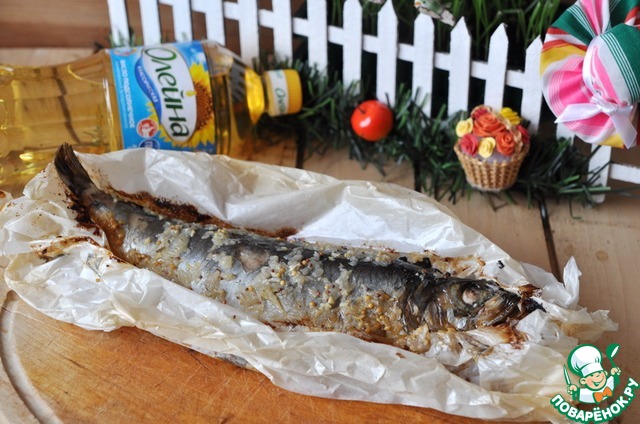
[
  {"left": 109, "top": 41, "right": 215, "bottom": 152},
  {"left": 266, "top": 70, "right": 290, "bottom": 117}
]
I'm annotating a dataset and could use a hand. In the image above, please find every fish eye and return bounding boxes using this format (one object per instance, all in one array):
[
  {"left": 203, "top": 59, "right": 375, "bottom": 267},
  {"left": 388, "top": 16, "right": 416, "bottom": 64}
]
[{"left": 461, "top": 283, "right": 486, "bottom": 306}]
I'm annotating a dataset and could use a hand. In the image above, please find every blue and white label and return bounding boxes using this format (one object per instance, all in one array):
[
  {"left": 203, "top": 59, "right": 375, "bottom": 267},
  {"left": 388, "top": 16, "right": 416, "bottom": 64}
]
[{"left": 109, "top": 41, "right": 215, "bottom": 152}]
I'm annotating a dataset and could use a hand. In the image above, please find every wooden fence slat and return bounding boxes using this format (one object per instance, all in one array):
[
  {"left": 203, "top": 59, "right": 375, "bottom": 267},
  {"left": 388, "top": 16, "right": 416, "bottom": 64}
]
[
  {"left": 291, "top": 17, "right": 309, "bottom": 36},
  {"left": 412, "top": 14, "right": 434, "bottom": 116},
  {"left": 484, "top": 24, "right": 508, "bottom": 109},
  {"left": 362, "top": 34, "right": 378, "bottom": 54},
  {"left": 610, "top": 163, "right": 640, "bottom": 183},
  {"left": 376, "top": 1, "right": 397, "bottom": 105},
  {"left": 192, "top": 0, "right": 226, "bottom": 46},
  {"left": 237, "top": 0, "right": 260, "bottom": 62},
  {"left": 139, "top": 0, "right": 162, "bottom": 45},
  {"left": 106, "top": 0, "right": 130, "bottom": 45},
  {"left": 342, "top": 0, "right": 362, "bottom": 88},
  {"left": 521, "top": 37, "right": 543, "bottom": 134},
  {"left": 327, "top": 26, "right": 344, "bottom": 44},
  {"left": 272, "top": 0, "right": 293, "bottom": 60},
  {"left": 505, "top": 70, "right": 525, "bottom": 89},
  {"left": 259, "top": 8, "right": 274, "bottom": 28},
  {"left": 306, "top": 0, "right": 328, "bottom": 70},
  {"left": 448, "top": 18, "right": 471, "bottom": 114},
  {"left": 162, "top": 0, "right": 193, "bottom": 41},
  {"left": 223, "top": 1, "right": 239, "bottom": 20}
]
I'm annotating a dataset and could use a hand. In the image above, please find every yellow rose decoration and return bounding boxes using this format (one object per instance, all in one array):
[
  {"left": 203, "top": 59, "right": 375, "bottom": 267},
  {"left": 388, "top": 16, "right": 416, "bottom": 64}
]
[
  {"left": 455, "top": 118, "right": 474, "bottom": 137},
  {"left": 500, "top": 107, "right": 521, "bottom": 125},
  {"left": 478, "top": 137, "right": 496, "bottom": 158}
]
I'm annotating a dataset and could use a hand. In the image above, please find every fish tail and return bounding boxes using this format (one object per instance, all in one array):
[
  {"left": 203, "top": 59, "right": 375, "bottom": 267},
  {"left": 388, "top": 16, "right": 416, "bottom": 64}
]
[
  {"left": 54, "top": 143, "right": 107, "bottom": 209},
  {"left": 55, "top": 144, "right": 127, "bottom": 257}
]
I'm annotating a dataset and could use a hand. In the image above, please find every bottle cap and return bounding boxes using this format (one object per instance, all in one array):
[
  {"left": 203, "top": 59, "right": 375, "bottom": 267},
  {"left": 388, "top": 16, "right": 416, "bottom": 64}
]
[{"left": 264, "top": 69, "right": 303, "bottom": 116}]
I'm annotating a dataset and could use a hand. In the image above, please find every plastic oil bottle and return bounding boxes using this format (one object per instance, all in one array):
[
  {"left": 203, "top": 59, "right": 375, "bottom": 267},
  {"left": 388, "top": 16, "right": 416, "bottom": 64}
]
[{"left": 0, "top": 41, "right": 302, "bottom": 195}]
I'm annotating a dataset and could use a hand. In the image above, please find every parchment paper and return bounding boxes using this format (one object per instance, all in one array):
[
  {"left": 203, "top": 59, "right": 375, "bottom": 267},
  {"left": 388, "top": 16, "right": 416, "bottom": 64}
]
[{"left": 0, "top": 149, "right": 617, "bottom": 422}]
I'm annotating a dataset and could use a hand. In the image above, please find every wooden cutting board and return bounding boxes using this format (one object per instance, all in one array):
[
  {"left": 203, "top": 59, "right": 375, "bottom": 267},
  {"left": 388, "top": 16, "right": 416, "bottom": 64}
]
[{"left": 1, "top": 279, "right": 502, "bottom": 424}]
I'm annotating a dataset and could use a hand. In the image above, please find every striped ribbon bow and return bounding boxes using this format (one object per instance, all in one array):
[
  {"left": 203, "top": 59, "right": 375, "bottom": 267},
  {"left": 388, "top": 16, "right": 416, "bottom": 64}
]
[
  {"left": 555, "top": 36, "right": 638, "bottom": 148},
  {"left": 541, "top": 0, "right": 640, "bottom": 149}
]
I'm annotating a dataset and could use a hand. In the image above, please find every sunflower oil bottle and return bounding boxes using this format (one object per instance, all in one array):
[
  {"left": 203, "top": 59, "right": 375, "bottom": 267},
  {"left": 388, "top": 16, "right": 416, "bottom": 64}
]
[{"left": 0, "top": 41, "right": 302, "bottom": 195}]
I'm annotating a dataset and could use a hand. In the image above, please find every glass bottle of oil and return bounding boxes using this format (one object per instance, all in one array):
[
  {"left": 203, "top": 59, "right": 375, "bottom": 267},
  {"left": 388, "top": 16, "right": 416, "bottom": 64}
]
[{"left": 0, "top": 41, "right": 302, "bottom": 195}]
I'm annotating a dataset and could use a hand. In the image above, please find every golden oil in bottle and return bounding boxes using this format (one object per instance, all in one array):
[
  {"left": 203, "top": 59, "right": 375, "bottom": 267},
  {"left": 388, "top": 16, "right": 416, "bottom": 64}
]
[
  {"left": 203, "top": 42, "right": 302, "bottom": 158},
  {"left": 0, "top": 41, "right": 302, "bottom": 195},
  {"left": 0, "top": 53, "right": 120, "bottom": 194}
]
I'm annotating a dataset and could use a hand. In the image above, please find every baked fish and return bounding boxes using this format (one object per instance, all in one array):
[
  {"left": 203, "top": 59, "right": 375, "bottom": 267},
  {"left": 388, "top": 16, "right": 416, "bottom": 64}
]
[{"left": 53, "top": 143, "right": 541, "bottom": 355}]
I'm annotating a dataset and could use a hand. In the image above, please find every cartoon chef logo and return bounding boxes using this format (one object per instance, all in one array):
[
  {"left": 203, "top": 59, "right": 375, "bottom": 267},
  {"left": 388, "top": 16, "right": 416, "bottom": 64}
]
[
  {"left": 551, "top": 342, "right": 638, "bottom": 423},
  {"left": 565, "top": 344, "right": 621, "bottom": 404}
]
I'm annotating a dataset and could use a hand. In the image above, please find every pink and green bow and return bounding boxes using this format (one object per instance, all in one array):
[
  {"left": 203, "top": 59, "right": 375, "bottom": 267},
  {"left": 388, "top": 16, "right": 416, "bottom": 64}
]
[{"left": 541, "top": 0, "right": 640, "bottom": 148}]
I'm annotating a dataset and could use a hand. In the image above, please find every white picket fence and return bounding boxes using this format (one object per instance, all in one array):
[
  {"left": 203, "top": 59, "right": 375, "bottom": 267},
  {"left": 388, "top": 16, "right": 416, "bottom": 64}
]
[{"left": 106, "top": 0, "right": 640, "bottom": 200}]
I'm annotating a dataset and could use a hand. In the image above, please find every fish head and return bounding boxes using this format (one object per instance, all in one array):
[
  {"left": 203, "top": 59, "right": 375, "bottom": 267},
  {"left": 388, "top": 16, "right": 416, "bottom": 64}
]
[{"left": 403, "top": 276, "right": 539, "bottom": 332}]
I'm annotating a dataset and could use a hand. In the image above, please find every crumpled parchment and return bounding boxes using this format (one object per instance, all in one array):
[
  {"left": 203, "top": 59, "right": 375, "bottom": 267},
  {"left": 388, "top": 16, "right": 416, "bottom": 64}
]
[{"left": 0, "top": 149, "right": 617, "bottom": 422}]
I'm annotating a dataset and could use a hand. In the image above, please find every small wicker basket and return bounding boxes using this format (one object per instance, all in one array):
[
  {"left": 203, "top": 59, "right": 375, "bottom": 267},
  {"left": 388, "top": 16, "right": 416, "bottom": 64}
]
[{"left": 454, "top": 142, "right": 530, "bottom": 192}]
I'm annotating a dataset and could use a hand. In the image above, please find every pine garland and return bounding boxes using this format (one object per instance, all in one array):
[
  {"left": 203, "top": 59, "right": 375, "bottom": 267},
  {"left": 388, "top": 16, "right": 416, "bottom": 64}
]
[
  {"left": 107, "top": 0, "right": 637, "bottom": 206},
  {"left": 256, "top": 58, "right": 621, "bottom": 207}
]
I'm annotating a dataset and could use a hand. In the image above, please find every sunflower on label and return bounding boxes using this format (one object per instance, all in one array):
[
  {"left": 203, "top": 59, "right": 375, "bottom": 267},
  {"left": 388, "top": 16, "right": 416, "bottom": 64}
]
[{"left": 111, "top": 41, "right": 216, "bottom": 152}]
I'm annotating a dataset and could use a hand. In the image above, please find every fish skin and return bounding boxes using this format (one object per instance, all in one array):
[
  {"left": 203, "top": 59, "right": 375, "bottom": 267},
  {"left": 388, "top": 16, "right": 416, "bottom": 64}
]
[{"left": 53, "top": 144, "right": 541, "bottom": 353}]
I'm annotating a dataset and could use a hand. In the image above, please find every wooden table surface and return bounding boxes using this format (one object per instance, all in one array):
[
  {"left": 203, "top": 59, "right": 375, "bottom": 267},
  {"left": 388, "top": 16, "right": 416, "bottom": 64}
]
[{"left": 1, "top": 48, "right": 639, "bottom": 423}]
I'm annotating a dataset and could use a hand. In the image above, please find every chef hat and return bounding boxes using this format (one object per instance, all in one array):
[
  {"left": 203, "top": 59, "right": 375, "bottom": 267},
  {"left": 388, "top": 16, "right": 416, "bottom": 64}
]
[
  {"left": 541, "top": 0, "right": 640, "bottom": 148},
  {"left": 569, "top": 345, "right": 604, "bottom": 378}
]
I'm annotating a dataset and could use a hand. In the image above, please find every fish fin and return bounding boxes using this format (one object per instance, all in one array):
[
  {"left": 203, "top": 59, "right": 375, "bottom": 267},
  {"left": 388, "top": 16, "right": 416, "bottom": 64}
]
[{"left": 54, "top": 143, "right": 104, "bottom": 208}]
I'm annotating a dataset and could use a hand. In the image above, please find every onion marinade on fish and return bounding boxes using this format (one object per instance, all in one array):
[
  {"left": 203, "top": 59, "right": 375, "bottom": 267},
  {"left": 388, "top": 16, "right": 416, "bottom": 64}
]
[{"left": 53, "top": 143, "right": 542, "bottom": 359}]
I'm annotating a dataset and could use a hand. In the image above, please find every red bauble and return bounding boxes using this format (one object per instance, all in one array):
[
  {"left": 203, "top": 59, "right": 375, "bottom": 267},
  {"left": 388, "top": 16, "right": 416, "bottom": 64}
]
[{"left": 350, "top": 100, "right": 394, "bottom": 142}]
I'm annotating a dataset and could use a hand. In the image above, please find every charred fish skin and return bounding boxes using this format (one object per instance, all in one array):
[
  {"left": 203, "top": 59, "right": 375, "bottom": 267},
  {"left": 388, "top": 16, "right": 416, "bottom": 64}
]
[{"left": 53, "top": 144, "right": 541, "bottom": 352}]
